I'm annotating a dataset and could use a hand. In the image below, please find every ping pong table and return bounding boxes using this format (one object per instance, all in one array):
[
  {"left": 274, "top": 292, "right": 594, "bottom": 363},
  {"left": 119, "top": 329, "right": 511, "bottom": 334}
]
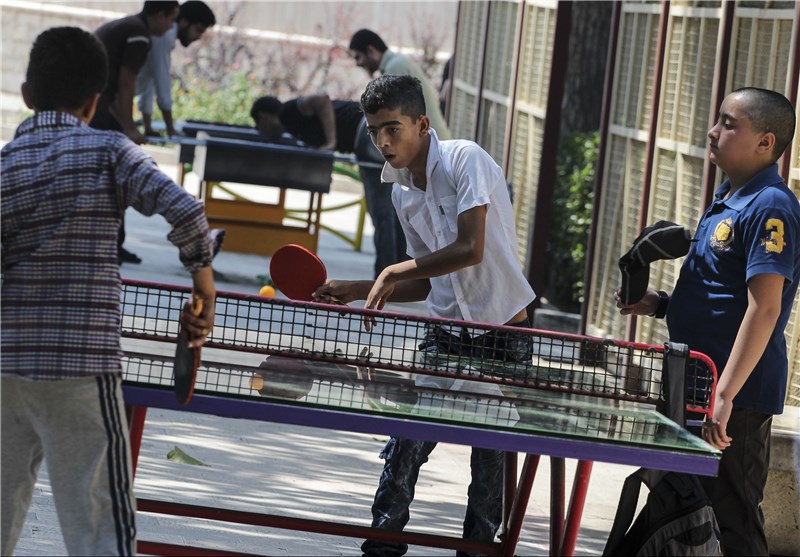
[{"left": 120, "top": 279, "right": 721, "bottom": 556}]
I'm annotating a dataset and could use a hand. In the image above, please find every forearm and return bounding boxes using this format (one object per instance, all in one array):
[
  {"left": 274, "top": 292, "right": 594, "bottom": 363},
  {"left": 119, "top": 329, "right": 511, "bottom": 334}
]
[
  {"left": 191, "top": 265, "right": 216, "bottom": 302},
  {"left": 112, "top": 87, "right": 137, "bottom": 133},
  {"left": 319, "top": 108, "right": 337, "bottom": 150},
  {"left": 300, "top": 95, "right": 337, "bottom": 150},
  {"left": 385, "top": 239, "right": 481, "bottom": 285},
  {"left": 386, "top": 277, "right": 431, "bottom": 302}
]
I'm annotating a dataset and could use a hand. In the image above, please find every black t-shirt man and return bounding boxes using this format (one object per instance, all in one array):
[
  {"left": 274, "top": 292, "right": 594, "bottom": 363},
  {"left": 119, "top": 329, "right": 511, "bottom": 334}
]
[
  {"left": 92, "top": 14, "right": 152, "bottom": 133},
  {"left": 278, "top": 98, "right": 363, "bottom": 152}
]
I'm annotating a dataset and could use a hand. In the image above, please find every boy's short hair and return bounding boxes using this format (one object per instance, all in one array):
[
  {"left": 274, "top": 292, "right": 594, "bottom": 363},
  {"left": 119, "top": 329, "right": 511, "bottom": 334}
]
[
  {"left": 733, "top": 87, "right": 796, "bottom": 160},
  {"left": 250, "top": 96, "right": 283, "bottom": 122},
  {"left": 349, "top": 29, "right": 387, "bottom": 54},
  {"left": 179, "top": 0, "right": 216, "bottom": 27},
  {"left": 143, "top": 1, "right": 179, "bottom": 16},
  {"left": 25, "top": 27, "right": 107, "bottom": 111},
  {"left": 361, "top": 75, "right": 426, "bottom": 121}
]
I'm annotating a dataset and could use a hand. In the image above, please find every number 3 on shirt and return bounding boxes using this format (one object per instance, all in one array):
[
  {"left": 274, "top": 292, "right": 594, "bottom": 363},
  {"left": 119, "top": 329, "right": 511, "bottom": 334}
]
[{"left": 765, "top": 218, "right": 785, "bottom": 254}]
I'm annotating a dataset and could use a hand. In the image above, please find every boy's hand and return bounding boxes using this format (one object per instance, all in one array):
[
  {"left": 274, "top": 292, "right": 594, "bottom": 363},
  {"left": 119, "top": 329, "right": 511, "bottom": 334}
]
[
  {"left": 124, "top": 127, "right": 146, "bottom": 145},
  {"left": 187, "top": 266, "right": 216, "bottom": 348},
  {"left": 703, "top": 393, "right": 733, "bottom": 450},
  {"left": 181, "top": 294, "right": 215, "bottom": 348},
  {"left": 615, "top": 287, "right": 660, "bottom": 316},
  {"left": 312, "top": 279, "right": 365, "bottom": 305},
  {"left": 363, "top": 272, "right": 398, "bottom": 332},
  {"left": 365, "top": 271, "right": 396, "bottom": 313}
]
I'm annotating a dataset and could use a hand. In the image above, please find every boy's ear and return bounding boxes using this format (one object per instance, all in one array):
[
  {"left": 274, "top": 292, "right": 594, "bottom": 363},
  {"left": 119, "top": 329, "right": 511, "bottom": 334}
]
[
  {"left": 80, "top": 93, "right": 101, "bottom": 123},
  {"left": 418, "top": 115, "right": 431, "bottom": 136},
  {"left": 20, "top": 82, "right": 34, "bottom": 109},
  {"left": 757, "top": 131, "right": 776, "bottom": 156}
]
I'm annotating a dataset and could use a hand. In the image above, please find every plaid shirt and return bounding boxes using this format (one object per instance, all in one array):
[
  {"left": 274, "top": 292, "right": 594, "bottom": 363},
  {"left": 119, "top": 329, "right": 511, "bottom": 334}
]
[{"left": 1, "top": 111, "right": 211, "bottom": 380}]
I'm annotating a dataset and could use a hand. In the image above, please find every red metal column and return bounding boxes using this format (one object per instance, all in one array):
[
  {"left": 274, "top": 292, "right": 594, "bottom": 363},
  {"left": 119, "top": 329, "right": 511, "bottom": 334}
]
[
  {"left": 549, "top": 456, "right": 566, "bottom": 556},
  {"left": 559, "top": 459, "right": 594, "bottom": 556},
  {"left": 500, "top": 454, "right": 541, "bottom": 555},
  {"left": 125, "top": 405, "right": 148, "bottom": 476},
  {"left": 503, "top": 452, "right": 519, "bottom": 533}
]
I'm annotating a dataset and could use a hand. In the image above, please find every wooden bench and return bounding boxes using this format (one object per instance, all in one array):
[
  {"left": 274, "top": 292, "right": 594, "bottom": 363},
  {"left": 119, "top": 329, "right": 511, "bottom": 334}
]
[{"left": 194, "top": 133, "right": 333, "bottom": 255}]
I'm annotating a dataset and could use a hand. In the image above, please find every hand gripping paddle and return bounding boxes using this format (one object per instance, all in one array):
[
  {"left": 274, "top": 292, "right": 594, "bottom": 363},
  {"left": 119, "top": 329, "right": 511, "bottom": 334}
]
[
  {"left": 174, "top": 297, "right": 204, "bottom": 404},
  {"left": 269, "top": 244, "right": 327, "bottom": 301}
]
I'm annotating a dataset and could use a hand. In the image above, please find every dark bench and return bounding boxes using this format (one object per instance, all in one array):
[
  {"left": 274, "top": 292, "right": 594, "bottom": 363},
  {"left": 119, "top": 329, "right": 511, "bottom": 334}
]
[{"left": 188, "top": 122, "right": 334, "bottom": 256}]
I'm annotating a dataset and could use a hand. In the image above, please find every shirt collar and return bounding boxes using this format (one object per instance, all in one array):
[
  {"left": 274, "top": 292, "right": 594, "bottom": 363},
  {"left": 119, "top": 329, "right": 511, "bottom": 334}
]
[
  {"left": 381, "top": 128, "right": 442, "bottom": 189},
  {"left": 714, "top": 163, "right": 783, "bottom": 211},
  {"left": 15, "top": 111, "right": 84, "bottom": 139}
]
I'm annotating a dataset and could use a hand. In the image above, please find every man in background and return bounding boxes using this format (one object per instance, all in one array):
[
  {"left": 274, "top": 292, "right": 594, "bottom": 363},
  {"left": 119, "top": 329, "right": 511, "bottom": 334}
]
[
  {"left": 136, "top": 0, "right": 216, "bottom": 137},
  {"left": 349, "top": 28, "right": 452, "bottom": 140},
  {"left": 91, "top": 0, "right": 180, "bottom": 264}
]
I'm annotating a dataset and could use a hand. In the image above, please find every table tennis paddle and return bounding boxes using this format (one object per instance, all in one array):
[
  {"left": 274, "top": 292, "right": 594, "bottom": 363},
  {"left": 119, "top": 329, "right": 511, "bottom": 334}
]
[
  {"left": 269, "top": 244, "right": 328, "bottom": 301},
  {"left": 173, "top": 297, "right": 204, "bottom": 404}
]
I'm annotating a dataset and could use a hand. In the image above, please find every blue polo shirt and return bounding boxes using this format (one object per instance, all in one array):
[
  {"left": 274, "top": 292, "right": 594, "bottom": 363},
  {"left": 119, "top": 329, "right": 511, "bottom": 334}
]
[{"left": 667, "top": 163, "right": 800, "bottom": 415}]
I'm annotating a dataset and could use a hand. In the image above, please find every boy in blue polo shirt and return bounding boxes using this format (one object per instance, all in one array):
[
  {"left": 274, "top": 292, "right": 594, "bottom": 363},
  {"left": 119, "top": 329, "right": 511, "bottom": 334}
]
[
  {"left": 617, "top": 87, "right": 800, "bottom": 556},
  {"left": 314, "top": 75, "right": 536, "bottom": 556}
]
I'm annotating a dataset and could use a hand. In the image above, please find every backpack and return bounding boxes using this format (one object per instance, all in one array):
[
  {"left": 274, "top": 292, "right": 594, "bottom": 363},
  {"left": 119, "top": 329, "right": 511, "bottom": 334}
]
[
  {"left": 603, "top": 469, "right": 722, "bottom": 556},
  {"left": 603, "top": 342, "right": 723, "bottom": 556}
]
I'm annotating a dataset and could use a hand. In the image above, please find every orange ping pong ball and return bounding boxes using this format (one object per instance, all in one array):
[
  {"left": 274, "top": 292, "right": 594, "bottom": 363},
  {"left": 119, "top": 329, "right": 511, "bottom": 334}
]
[
  {"left": 250, "top": 374, "right": 265, "bottom": 390},
  {"left": 259, "top": 285, "right": 276, "bottom": 297}
]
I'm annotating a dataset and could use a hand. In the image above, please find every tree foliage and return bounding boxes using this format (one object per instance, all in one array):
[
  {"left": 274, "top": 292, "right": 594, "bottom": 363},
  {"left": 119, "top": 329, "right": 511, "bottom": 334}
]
[{"left": 545, "top": 132, "right": 598, "bottom": 312}]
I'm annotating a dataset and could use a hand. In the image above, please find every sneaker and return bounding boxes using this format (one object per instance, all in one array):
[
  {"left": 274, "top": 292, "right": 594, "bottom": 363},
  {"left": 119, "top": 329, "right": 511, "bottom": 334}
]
[
  {"left": 209, "top": 228, "right": 226, "bottom": 259},
  {"left": 119, "top": 247, "right": 142, "bottom": 264}
]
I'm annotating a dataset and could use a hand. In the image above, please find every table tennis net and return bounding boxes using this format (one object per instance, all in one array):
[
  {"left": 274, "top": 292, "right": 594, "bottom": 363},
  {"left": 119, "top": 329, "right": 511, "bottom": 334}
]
[{"left": 120, "top": 280, "right": 717, "bottom": 418}]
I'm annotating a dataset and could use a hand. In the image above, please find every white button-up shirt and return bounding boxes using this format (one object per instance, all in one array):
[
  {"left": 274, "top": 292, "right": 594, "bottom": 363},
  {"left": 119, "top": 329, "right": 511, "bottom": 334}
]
[
  {"left": 382, "top": 129, "right": 536, "bottom": 325},
  {"left": 136, "top": 23, "right": 177, "bottom": 114}
]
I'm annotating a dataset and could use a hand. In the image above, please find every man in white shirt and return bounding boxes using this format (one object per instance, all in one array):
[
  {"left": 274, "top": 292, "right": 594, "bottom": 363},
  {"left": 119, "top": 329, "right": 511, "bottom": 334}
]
[
  {"left": 314, "top": 75, "right": 535, "bottom": 557},
  {"left": 136, "top": 0, "right": 215, "bottom": 137}
]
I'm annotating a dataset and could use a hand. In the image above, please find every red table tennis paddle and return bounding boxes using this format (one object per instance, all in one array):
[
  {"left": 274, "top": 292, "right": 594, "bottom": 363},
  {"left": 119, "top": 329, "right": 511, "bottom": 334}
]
[
  {"left": 173, "top": 297, "right": 203, "bottom": 404},
  {"left": 269, "top": 244, "right": 327, "bottom": 301}
]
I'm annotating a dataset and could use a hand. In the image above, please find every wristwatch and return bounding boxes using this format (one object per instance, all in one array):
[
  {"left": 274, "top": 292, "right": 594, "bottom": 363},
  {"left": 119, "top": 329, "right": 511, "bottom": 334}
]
[{"left": 650, "top": 290, "right": 669, "bottom": 319}]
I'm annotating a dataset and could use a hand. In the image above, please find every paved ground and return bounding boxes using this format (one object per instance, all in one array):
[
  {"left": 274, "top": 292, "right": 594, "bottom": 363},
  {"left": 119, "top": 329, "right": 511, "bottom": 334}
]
[{"left": 10, "top": 146, "right": 642, "bottom": 556}]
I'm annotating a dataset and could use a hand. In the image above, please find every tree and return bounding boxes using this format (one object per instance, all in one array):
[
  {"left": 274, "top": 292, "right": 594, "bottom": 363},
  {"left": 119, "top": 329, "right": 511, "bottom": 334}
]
[{"left": 544, "top": 2, "right": 613, "bottom": 311}]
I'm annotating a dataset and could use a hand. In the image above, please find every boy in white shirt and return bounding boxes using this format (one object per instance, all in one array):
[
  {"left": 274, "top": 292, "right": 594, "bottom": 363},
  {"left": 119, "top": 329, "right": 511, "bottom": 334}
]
[{"left": 314, "top": 74, "right": 536, "bottom": 557}]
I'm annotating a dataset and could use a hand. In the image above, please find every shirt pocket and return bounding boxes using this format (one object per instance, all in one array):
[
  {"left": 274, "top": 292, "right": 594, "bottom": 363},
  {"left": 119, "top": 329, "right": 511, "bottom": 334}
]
[
  {"left": 439, "top": 194, "right": 459, "bottom": 236},
  {"left": 408, "top": 208, "right": 438, "bottom": 252}
]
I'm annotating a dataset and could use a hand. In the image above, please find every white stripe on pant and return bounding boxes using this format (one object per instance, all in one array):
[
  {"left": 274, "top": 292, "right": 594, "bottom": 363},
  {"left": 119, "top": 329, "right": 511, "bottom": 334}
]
[{"left": 1, "top": 374, "right": 137, "bottom": 556}]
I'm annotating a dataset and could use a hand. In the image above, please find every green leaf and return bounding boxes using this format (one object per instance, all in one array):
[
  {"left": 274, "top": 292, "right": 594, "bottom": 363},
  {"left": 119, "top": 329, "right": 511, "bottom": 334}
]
[{"left": 166, "top": 445, "right": 210, "bottom": 466}]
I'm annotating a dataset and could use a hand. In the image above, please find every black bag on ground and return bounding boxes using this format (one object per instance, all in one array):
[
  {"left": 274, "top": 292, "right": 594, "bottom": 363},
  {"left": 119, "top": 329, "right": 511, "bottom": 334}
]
[
  {"left": 602, "top": 468, "right": 722, "bottom": 556},
  {"left": 603, "top": 342, "right": 722, "bottom": 556}
]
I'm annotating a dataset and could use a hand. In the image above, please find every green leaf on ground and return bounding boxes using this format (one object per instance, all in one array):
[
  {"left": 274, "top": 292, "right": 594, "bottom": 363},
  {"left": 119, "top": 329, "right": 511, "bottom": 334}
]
[{"left": 166, "top": 445, "right": 210, "bottom": 466}]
